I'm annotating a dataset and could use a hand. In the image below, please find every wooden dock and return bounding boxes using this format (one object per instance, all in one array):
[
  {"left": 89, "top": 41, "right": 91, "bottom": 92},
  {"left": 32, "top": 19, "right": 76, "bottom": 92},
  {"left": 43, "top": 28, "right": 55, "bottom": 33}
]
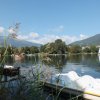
[{"left": 43, "top": 81, "right": 100, "bottom": 100}]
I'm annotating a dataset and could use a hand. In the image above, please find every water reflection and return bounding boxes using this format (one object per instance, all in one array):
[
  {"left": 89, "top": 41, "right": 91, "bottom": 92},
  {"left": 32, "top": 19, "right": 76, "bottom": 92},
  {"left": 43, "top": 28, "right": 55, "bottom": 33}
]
[
  {"left": 0, "top": 54, "right": 100, "bottom": 78},
  {"left": 67, "top": 54, "right": 82, "bottom": 64},
  {"left": 41, "top": 55, "right": 67, "bottom": 70}
]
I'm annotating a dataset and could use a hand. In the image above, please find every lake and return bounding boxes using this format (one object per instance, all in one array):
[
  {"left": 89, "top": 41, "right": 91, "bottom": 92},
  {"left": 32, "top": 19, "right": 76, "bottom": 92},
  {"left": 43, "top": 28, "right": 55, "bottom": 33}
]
[{"left": 2, "top": 54, "right": 100, "bottom": 78}]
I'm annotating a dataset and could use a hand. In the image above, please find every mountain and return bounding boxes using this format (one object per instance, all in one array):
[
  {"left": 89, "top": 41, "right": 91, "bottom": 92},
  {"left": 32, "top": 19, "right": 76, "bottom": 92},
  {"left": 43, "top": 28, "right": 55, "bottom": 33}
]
[
  {"left": 70, "top": 34, "right": 100, "bottom": 46},
  {"left": 0, "top": 36, "right": 41, "bottom": 47}
]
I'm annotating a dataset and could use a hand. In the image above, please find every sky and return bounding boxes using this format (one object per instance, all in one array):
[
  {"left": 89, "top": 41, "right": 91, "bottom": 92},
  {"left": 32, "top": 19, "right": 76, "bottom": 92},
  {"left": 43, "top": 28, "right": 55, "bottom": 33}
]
[{"left": 0, "top": 0, "right": 100, "bottom": 44}]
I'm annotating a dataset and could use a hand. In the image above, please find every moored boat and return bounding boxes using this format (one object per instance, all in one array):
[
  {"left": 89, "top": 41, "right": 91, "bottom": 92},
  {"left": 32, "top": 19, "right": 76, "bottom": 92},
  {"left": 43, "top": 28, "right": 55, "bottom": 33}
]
[{"left": 43, "top": 71, "right": 100, "bottom": 100}]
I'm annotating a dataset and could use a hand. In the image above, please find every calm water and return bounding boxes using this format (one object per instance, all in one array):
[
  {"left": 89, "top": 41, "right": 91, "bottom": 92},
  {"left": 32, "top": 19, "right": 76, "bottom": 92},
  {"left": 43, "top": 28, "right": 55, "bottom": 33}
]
[{"left": 2, "top": 54, "right": 100, "bottom": 78}]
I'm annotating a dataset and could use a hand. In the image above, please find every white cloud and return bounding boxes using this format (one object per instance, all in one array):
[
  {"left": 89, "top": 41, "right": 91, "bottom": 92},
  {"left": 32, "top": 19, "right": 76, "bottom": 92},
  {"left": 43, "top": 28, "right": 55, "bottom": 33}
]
[
  {"left": 80, "top": 34, "right": 88, "bottom": 40},
  {"left": 0, "top": 26, "right": 89, "bottom": 44},
  {"left": 26, "top": 34, "right": 79, "bottom": 45},
  {"left": 17, "top": 35, "right": 28, "bottom": 40},
  {"left": 29, "top": 32, "right": 39, "bottom": 38},
  {"left": 17, "top": 32, "right": 89, "bottom": 45},
  {"left": 17, "top": 32, "right": 39, "bottom": 39},
  {"left": 0, "top": 26, "right": 4, "bottom": 33},
  {"left": 61, "top": 35, "right": 78, "bottom": 44}
]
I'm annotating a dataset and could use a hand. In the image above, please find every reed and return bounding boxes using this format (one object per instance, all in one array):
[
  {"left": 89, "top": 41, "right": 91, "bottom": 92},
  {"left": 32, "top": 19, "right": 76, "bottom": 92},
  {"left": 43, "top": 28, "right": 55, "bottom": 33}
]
[{"left": 0, "top": 33, "right": 83, "bottom": 100}]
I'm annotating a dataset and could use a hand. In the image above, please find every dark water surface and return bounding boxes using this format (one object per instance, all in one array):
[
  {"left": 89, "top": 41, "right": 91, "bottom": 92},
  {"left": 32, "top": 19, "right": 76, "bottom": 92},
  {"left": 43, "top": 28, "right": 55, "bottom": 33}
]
[{"left": 2, "top": 54, "right": 100, "bottom": 78}]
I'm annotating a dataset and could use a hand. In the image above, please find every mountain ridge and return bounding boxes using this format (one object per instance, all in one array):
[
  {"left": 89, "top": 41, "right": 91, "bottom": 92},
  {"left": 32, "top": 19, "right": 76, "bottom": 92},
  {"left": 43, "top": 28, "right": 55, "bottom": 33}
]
[
  {"left": 0, "top": 36, "right": 41, "bottom": 47},
  {"left": 70, "top": 34, "right": 100, "bottom": 46}
]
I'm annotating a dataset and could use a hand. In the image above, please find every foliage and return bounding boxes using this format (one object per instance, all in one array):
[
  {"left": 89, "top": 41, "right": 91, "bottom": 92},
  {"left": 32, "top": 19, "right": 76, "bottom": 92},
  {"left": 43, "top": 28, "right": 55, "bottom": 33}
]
[
  {"left": 82, "top": 46, "right": 98, "bottom": 53},
  {"left": 40, "top": 39, "right": 66, "bottom": 54},
  {"left": 90, "top": 45, "right": 98, "bottom": 53},
  {"left": 69, "top": 45, "right": 82, "bottom": 53},
  {"left": 30, "top": 46, "right": 39, "bottom": 54},
  {"left": 82, "top": 47, "right": 91, "bottom": 53}
]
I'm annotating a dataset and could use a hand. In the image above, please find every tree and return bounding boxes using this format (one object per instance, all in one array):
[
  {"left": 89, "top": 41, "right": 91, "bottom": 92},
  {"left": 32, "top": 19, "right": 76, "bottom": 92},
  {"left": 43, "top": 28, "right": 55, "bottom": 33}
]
[
  {"left": 40, "top": 44, "right": 47, "bottom": 52},
  {"left": 82, "top": 47, "right": 91, "bottom": 53},
  {"left": 54, "top": 39, "right": 66, "bottom": 54},
  {"left": 40, "top": 39, "right": 66, "bottom": 54},
  {"left": 66, "top": 46, "right": 69, "bottom": 53},
  {"left": 90, "top": 45, "right": 98, "bottom": 53},
  {"left": 30, "top": 46, "right": 39, "bottom": 54},
  {"left": 24, "top": 47, "right": 30, "bottom": 54},
  {"left": 69, "top": 45, "right": 82, "bottom": 53},
  {"left": 6, "top": 46, "right": 13, "bottom": 55}
]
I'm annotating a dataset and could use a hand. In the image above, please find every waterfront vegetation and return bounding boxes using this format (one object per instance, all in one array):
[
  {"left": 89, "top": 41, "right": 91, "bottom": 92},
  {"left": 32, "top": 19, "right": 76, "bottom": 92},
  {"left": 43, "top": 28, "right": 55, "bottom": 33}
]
[
  {"left": 0, "top": 50, "right": 100, "bottom": 99},
  {"left": 0, "top": 26, "right": 99, "bottom": 100},
  {"left": 0, "top": 39, "right": 99, "bottom": 58}
]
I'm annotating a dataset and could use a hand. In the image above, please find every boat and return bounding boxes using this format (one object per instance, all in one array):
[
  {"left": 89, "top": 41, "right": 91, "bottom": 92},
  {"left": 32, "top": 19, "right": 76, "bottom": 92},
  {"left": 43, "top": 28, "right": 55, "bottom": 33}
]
[
  {"left": 43, "top": 71, "right": 100, "bottom": 100},
  {"left": 43, "top": 81, "right": 100, "bottom": 100}
]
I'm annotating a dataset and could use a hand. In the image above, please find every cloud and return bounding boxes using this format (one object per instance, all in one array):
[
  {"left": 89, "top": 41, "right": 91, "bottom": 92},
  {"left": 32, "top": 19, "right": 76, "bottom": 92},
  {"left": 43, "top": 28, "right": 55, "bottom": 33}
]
[
  {"left": 0, "top": 26, "right": 88, "bottom": 45},
  {"left": 29, "top": 32, "right": 39, "bottom": 38},
  {"left": 17, "top": 32, "right": 88, "bottom": 45},
  {"left": 80, "top": 34, "right": 88, "bottom": 40},
  {"left": 17, "top": 32, "right": 39, "bottom": 41},
  {"left": 0, "top": 26, "right": 4, "bottom": 33},
  {"left": 17, "top": 35, "right": 28, "bottom": 40}
]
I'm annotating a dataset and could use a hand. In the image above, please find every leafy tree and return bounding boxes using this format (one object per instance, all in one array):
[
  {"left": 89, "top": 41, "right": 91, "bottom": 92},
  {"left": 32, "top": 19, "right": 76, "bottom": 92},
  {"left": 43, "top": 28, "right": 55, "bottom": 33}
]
[
  {"left": 90, "top": 45, "right": 98, "bottom": 53},
  {"left": 69, "top": 45, "right": 82, "bottom": 53},
  {"left": 54, "top": 39, "right": 66, "bottom": 54},
  {"left": 13, "top": 48, "right": 19, "bottom": 54},
  {"left": 6, "top": 46, "right": 13, "bottom": 55},
  {"left": 30, "top": 46, "right": 39, "bottom": 54},
  {"left": 66, "top": 46, "right": 69, "bottom": 53},
  {"left": 40, "top": 44, "right": 47, "bottom": 52},
  {"left": 40, "top": 39, "right": 66, "bottom": 54},
  {"left": 82, "top": 47, "right": 91, "bottom": 53},
  {"left": 24, "top": 47, "right": 30, "bottom": 54}
]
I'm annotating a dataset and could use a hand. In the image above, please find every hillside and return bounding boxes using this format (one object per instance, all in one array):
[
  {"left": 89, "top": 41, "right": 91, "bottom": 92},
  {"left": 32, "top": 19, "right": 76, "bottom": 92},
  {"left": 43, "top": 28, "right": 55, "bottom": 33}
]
[
  {"left": 70, "top": 34, "right": 100, "bottom": 46},
  {"left": 0, "top": 36, "right": 41, "bottom": 47}
]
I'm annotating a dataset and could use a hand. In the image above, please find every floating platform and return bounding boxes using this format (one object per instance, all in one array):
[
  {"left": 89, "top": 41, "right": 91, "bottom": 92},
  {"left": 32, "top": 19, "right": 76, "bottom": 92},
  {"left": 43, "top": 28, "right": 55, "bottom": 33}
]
[{"left": 43, "top": 81, "right": 100, "bottom": 100}]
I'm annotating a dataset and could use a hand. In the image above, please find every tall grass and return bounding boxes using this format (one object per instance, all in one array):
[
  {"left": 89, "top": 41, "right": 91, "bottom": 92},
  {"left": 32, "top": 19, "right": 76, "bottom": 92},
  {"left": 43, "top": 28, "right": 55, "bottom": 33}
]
[
  {"left": 0, "top": 55, "right": 84, "bottom": 100},
  {"left": 0, "top": 36, "right": 83, "bottom": 100},
  {"left": 0, "top": 35, "right": 8, "bottom": 82}
]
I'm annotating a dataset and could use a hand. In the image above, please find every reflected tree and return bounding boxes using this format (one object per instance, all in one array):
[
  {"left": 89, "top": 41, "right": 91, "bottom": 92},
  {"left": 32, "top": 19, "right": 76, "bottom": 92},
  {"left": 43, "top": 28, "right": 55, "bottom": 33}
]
[{"left": 41, "top": 55, "right": 67, "bottom": 69}]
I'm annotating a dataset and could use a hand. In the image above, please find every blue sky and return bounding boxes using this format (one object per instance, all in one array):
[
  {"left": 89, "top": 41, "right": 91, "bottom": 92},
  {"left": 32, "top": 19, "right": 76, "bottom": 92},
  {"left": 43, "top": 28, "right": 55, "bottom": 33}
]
[{"left": 0, "top": 0, "right": 100, "bottom": 44}]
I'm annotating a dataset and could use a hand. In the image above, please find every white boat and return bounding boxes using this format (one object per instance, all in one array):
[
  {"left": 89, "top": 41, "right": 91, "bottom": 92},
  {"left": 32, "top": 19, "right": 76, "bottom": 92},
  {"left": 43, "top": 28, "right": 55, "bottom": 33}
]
[{"left": 52, "top": 71, "right": 100, "bottom": 99}]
